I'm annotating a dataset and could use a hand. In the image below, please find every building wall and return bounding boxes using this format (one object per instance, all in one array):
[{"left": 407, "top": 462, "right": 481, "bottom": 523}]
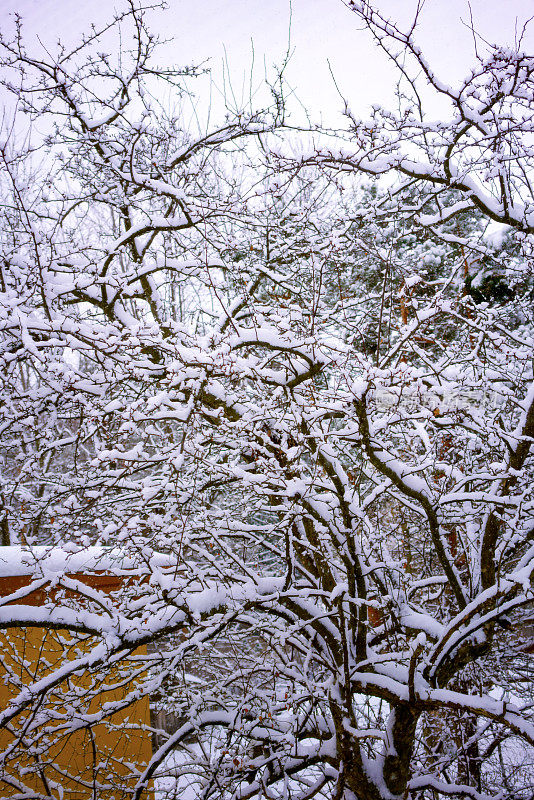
[{"left": 0, "top": 575, "right": 153, "bottom": 799}]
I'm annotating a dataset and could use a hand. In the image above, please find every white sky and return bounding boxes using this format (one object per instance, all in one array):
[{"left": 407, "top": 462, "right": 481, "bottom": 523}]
[{"left": 1, "top": 0, "right": 533, "bottom": 124}]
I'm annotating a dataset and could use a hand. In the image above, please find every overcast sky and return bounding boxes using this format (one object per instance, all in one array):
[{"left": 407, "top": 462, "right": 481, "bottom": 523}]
[{"left": 1, "top": 0, "right": 533, "bottom": 124}]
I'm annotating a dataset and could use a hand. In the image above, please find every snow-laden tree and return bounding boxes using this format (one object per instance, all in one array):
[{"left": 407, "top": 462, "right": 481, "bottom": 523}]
[{"left": 0, "top": 2, "right": 533, "bottom": 799}]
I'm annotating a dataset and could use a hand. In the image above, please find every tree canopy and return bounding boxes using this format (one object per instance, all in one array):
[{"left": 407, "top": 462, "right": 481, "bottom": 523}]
[{"left": 0, "top": 2, "right": 533, "bottom": 799}]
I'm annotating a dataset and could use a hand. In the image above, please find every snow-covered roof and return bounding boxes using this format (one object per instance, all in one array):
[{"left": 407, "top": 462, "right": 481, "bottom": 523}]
[{"left": 0, "top": 545, "right": 172, "bottom": 577}]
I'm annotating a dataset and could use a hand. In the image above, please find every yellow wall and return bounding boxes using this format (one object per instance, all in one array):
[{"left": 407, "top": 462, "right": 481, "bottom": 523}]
[{"left": 0, "top": 626, "right": 153, "bottom": 800}]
